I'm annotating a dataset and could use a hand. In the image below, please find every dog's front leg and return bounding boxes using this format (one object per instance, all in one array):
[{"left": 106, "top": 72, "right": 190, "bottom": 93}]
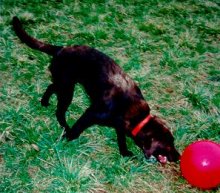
[
  {"left": 115, "top": 128, "right": 133, "bottom": 157},
  {"left": 56, "top": 85, "right": 74, "bottom": 131}
]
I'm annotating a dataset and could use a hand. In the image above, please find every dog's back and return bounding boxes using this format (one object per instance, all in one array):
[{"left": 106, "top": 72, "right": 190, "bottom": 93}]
[{"left": 51, "top": 46, "right": 139, "bottom": 100}]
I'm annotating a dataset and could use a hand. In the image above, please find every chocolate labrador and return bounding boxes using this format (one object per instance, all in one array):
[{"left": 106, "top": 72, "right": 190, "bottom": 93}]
[{"left": 12, "top": 16, "right": 180, "bottom": 163}]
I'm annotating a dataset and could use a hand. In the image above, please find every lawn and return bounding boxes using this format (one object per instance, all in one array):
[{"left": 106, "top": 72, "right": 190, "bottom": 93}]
[{"left": 0, "top": 0, "right": 220, "bottom": 192}]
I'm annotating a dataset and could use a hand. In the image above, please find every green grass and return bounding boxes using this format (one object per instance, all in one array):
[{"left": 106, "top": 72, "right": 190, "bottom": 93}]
[{"left": 0, "top": 0, "right": 220, "bottom": 192}]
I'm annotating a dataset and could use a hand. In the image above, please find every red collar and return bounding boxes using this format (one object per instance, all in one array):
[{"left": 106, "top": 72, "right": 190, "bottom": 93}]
[{"left": 132, "top": 114, "right": 152, "bottom": 136}]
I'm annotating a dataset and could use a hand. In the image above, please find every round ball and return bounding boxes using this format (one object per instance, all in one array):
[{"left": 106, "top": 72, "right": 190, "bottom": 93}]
[{"left": 180, "top": 140, "right": 220, "bottom": 190}]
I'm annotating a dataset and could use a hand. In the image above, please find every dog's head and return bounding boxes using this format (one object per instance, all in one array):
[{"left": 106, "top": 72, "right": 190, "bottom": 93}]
[{"left": 134, "top": 116, "right": 180, "bottom": 163}]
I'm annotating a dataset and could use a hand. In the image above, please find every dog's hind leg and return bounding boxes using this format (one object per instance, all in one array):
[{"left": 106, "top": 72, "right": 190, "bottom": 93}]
[
  {"left": 56, "top": 84, "right": 74, "bottom": 131},
  {"left": 63, "top": 104, "right": 110, "bottom": 141},
  {"left": 63, "top": 107, "right": 97, "bottom": 140},
  {"left": 41, "top": 84, "right": 56, "bottom": 107}
]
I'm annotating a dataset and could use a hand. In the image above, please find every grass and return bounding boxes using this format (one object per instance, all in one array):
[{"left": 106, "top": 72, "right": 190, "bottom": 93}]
[{"left": 0, "top": 0, "right": 220, "bottom": 192}]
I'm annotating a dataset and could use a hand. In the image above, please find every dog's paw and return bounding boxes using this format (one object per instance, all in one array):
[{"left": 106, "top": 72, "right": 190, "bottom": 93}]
[
  {"left": 62, "top": 131, "right": 79, "bottom": 141},
  {"left": 121, "top": 150, "right": 134, "bottom": 157},
  {"left": 40, "top": 99, "right": 50, "bottom": 107}
]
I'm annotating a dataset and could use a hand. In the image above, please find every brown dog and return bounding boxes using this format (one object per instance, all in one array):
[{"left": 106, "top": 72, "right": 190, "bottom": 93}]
[{"left": 12, "top": 16, "right": 180, "bottom": 163}]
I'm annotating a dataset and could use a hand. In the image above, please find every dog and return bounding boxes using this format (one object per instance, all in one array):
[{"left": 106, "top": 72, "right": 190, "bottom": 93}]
[{"left": 12, "top": 16, "right": 180, "bottom": 163}]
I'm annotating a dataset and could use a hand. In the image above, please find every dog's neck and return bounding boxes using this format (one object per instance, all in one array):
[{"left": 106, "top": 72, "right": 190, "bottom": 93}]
[
  {"left": 131, "top": 114, "right": 152, "bottom": 136},
  {"left": 124, "top": 99, "right": 150, "bottom": 136}
]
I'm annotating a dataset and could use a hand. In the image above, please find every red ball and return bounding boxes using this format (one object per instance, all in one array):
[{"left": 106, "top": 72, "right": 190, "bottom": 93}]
[{"left": 180, "top": 140, "right": 220, "bottom": 190}]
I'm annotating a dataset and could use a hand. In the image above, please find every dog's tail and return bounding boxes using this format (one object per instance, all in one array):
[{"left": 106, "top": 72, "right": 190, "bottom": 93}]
[{"left": 12, "top": 16, "right": 62, "bottom": 56}]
